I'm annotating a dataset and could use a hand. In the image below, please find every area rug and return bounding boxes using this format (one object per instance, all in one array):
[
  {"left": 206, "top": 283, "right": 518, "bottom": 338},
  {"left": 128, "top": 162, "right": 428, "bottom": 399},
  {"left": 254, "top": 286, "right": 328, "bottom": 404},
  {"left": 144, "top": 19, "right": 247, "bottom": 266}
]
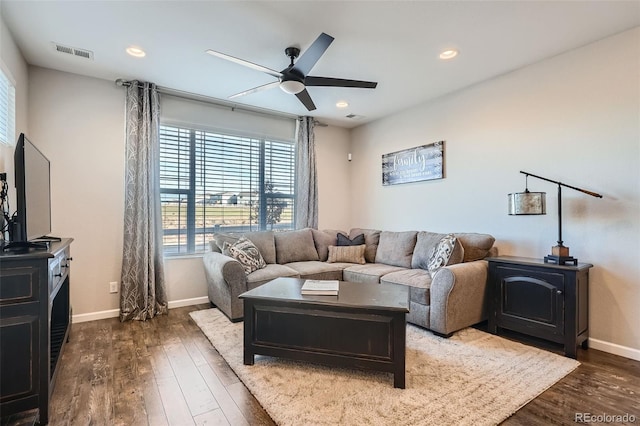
[{"left": 190, "top": 308, "right": 579, "bottom": 425}]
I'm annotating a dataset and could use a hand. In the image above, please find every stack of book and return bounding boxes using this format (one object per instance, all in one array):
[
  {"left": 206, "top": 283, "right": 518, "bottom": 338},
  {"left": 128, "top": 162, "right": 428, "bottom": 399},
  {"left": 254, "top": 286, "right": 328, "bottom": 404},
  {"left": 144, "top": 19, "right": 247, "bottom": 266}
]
[{"left": 301, "top": 280, "right": 339, "bottom": 296}]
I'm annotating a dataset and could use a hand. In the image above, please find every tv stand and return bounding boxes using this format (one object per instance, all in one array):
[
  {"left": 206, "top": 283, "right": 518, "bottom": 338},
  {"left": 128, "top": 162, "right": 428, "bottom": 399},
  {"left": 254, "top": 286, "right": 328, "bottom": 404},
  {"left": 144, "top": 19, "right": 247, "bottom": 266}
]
[
  {"left": 1, "top": 240, "right": 49, "bottom": 251},
  {"left": 0, "top": 238, "right": 73, "bottom": 424}
]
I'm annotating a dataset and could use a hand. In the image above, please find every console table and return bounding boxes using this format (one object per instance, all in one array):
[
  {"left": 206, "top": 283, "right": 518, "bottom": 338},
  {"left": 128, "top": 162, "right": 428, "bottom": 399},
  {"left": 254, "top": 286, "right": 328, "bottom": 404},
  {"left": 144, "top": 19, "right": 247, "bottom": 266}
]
[
  {"left": 0, "top": 238, "right": 73, "bottom": 424},
  {"left": 486, "top": 256, "right": 592, "bottom": 358}
]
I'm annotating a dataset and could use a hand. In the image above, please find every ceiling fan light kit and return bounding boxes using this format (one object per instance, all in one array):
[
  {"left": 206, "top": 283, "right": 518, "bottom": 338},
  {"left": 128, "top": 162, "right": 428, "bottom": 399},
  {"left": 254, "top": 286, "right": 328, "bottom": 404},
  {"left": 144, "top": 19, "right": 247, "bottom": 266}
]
[
  {"left": 207, "top": 33, "right": 378, "bottom": 111},
  {"left": 280, "top": 80, "right": 305, "bottom": 94}
]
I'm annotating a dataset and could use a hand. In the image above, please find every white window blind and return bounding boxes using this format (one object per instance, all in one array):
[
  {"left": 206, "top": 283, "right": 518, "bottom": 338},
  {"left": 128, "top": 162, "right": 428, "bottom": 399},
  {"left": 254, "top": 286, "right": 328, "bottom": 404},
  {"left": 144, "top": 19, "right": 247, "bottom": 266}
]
[
  {"left": 159, "top": 125, "right": 296, "bottom": 255},
  {"left": 0, "top": 66, "right": 16, "bottom": 146}
]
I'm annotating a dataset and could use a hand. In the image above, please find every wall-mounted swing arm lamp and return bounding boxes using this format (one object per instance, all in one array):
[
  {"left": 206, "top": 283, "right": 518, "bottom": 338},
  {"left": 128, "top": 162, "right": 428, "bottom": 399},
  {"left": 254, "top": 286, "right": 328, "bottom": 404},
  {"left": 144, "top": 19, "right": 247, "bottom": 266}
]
[{"left": 508, "top": 170, "right": 603, "bottom": 265}]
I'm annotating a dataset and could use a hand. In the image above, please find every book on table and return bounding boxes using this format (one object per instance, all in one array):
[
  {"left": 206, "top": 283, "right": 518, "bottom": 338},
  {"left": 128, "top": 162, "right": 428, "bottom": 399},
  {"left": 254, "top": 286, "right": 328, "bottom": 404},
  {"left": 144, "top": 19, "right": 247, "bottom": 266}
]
[{"left": 301, "top": 280, "right": 339, "bottom": 295}]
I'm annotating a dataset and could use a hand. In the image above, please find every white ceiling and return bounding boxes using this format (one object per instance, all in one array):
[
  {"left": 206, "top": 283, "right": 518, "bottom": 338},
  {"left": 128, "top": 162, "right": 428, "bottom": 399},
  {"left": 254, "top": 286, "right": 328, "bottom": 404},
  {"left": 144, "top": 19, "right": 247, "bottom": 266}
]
[{"left": 2, "top": 1, "right": 639, "bottom": 128}]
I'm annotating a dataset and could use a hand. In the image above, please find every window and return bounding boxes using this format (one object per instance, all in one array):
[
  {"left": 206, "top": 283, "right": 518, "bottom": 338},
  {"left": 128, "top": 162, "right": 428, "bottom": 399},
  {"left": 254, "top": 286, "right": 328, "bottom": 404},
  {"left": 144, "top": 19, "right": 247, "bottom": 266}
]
[
  {"left": 0, "top": 65, "right": 16, "bottom": 146},
  {"left": 159, "top": 124, "right": 296, "bottom": 255}
]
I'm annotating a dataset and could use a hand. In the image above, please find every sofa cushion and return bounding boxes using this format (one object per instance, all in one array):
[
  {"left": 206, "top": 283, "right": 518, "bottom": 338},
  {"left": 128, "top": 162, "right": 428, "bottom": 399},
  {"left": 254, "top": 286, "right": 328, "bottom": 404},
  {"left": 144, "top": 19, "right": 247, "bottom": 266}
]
[
  {"left": 244, "top": 231, "right": 276, "bottom": 264},
  {"left": 455, "top": 233, "right": 496, "bottom": 262},
  {"left": 213, "top": 233, "right": 240, "bottom": 252},
  {"left": 411, "top": 231, "right": 445, "bottom": 269},
  {"left": 343, "top": 263, "right": 407, "bottom": 285},
  {"left": 225, "top": 237, "right": 267, "bottom": 275},
  {"left": 327, "top": 245, "right": 366, "bottom": 264},
  {"left": 209, "top": 240, "right": 221, "bottom": 253},
  {"left": 427, "top": 234, "right": 464, "bottom": 274},
  {"left": 312, "top": 229, "right": 338, "bottom": 261},
  {"left": 381, "top": 269, "right": 432, "bottom": 305},
  {"left": 337, "top": 232, "right": 365, "bottom": 246},
  {"left": 374, "top": 231, "right": 418, "bottom": 268},
  {"left": 349, "top": 228, "right": 381, "bottom": 263},
  {"left": 274, "top": 228, "right": 320, "bottom": 264},
  {"left": 213, "top": 231, "right": 276, "bottom": 264},
  {"left": 246, "top": 264, "right": 299, "bottom": 288},
  {"left": 285, "top": 261, "right": 347, "bottom": 280}
]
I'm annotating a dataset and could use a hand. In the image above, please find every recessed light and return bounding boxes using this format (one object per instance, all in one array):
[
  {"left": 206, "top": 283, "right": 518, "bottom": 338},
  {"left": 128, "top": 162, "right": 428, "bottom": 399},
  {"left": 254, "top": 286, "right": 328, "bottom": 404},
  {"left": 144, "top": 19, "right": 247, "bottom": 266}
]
[
  {"left": 126, "top": 46, "right": 146, "bottom": 58},
  {"left": 336, "top": 101, "right": 349, "bottom": 108},
  {"left": 439, "top": 49, "right": 458, "bottom": 60}
]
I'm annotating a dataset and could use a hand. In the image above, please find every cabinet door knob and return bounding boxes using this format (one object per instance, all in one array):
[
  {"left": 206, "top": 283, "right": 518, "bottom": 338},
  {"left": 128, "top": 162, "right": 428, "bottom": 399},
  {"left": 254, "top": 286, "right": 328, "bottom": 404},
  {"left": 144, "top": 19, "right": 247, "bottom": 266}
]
[
  {"left": 67, "top": 257, "right": 73, "bottom": 261},
  {"left": 556, "top": 290, "right": 563, "bottom": 295},
  {"left": 54, "top": 273, "right": 63, "bottom": 277}
]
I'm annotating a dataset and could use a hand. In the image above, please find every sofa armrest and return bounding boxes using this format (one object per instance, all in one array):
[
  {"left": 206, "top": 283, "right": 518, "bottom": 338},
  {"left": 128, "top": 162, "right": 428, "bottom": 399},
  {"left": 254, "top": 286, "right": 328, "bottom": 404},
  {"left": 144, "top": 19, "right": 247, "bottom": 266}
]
[
  {"left": 202, "top": 252, "right": 247, "bottom": 321},
  {"left": 429, "top": 260, "right": 489, "bottom": 335}
]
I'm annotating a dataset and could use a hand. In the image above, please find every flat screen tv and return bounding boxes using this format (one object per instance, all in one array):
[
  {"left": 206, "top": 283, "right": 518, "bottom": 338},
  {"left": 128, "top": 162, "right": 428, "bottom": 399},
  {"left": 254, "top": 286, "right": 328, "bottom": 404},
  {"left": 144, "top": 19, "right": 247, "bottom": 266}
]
[{"left": 11, "top": 133, "right": 52, "bottom": 243}]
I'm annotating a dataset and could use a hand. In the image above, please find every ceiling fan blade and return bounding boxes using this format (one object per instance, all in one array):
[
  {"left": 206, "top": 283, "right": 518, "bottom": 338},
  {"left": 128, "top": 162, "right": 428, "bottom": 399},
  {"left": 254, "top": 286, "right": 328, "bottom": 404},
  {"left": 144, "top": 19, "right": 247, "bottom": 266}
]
[
  {"left": 291, "top": 33, "right": 334, "bottom": 76},
  {"left": 206, "top": 49, "right": 282, "bottom": 78},
  {"left": 228, "top": 81, "right": 280, "bottom": 99},
  {"left": 305, "top": 76, "right": 378, "bottom": 89},
  {"left": 295, "top": 89, "right": 317, "bottom": 111}
]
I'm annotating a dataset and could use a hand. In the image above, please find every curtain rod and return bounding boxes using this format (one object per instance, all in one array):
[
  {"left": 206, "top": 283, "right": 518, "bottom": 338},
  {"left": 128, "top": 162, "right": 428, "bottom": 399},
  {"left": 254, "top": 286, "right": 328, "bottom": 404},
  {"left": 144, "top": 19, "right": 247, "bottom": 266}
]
[{"left": 115, "top": 78, "right": 300, "bottom": 121}]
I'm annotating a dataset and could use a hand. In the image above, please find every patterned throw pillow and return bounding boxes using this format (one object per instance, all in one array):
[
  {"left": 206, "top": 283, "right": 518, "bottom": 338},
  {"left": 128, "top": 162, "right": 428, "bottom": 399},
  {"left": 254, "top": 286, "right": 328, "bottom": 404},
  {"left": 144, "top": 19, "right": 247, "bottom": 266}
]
[
  {"left": 337, "top": 233, "right": 365, "bottom": 246},
  {"left": 427, "top": 234, "right": 460, "bottom": 274},
  {"left": 327, "top": 245, "right": 366, "bottom": 264},
  {"left": 226, "top": 237, "right": 267, "bottom": 275}
]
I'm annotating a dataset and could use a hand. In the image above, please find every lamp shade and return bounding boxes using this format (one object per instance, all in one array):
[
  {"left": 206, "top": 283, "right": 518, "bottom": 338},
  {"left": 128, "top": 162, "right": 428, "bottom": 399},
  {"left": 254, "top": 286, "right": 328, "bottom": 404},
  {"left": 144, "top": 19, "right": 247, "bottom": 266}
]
[{"left": 508, "top": 191, "right": 546, "bottom": 215}]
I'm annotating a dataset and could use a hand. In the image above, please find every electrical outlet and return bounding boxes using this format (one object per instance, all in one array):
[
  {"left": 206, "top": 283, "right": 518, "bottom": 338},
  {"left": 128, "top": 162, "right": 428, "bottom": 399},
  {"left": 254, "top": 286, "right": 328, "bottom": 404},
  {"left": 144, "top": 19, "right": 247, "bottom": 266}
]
[{"left": 109, "top": 281, "right": 118, "bottom": 293}]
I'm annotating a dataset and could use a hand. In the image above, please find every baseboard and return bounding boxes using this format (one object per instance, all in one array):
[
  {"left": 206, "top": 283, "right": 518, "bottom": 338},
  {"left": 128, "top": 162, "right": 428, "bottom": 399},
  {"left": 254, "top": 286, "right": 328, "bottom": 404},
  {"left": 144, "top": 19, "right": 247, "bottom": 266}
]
[
  {"left": 72, "top": 296, "right": 210, "bottom": 323},
  {"left": 588, "top": 338, "right": 640, "bottom": 361},
  {"left": 72, "top": 308, "right": 119, "bottom": 323},
  {"left": 167, "top": 296, "right": 210, "bottom": 309}
]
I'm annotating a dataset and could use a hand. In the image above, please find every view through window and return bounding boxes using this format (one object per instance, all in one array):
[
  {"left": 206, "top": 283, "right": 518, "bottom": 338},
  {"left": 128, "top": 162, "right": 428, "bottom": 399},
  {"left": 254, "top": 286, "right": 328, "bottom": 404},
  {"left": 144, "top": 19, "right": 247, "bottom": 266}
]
[
  {"left": 159, "top": 125, "right": 296, "bottom": 254},
  {"left": 0, "top": 66, "right": 16, "bottom": 146}
]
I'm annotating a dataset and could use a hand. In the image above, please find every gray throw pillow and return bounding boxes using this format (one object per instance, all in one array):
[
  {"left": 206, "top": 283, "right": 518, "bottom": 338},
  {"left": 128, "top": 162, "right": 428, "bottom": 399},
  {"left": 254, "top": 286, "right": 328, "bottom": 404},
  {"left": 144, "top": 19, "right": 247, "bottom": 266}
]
[
  {"left": 427, "top": 234, "right": 464, "bottom": 274},
  {"left": 226, "top": 237, "right": 267, "bottom": 275},
  {"left": 337, "top": 233, "right": 365, "bottom": 246}
]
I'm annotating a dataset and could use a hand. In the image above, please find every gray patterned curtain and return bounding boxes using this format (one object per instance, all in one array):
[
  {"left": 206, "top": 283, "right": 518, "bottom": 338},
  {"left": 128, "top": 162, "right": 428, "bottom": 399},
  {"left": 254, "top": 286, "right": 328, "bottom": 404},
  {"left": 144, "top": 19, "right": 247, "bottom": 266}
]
[
  {"left": 295, "top": 116, "right": 318, "bottom": 229},
  {"left": 119, "top": 81, "right": 168, "bottom": 321}
]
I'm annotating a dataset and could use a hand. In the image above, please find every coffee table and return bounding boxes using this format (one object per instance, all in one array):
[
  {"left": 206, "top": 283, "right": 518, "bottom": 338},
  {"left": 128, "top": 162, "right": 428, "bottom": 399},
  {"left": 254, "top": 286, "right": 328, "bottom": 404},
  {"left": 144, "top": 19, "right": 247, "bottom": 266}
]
[{"left": 239, "top": 277, "right": 410, "bottom": 388}]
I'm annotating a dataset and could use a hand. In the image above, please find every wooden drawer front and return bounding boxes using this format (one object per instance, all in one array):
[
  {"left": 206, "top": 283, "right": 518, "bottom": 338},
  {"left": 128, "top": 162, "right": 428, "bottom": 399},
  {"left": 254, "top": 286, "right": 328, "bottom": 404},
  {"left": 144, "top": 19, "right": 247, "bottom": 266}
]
[
  {"left": 0, "top": 267, "right": 39, "bottom": 304},
  {"left": 49, "top": 247, "right": 70, "bottom": 296},
  {"left": 0, "top": 315, "right": 39, "bottom": 401}
]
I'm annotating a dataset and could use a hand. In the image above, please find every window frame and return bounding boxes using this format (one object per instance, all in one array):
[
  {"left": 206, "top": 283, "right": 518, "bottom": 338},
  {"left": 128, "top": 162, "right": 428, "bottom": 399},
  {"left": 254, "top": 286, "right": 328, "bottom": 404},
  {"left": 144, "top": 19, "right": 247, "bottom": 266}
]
[{"left": 159, "top": 123, "right": 296, "bottom": 256}]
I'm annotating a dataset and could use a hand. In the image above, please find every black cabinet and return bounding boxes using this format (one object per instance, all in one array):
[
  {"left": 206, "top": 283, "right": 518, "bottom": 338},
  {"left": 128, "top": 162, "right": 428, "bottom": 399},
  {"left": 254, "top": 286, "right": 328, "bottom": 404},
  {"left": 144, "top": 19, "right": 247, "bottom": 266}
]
[
  {"left": 487, "top": 256, "right": 591, "bottom": 358},
  {"left": 0, "top": 239, "right": 73, "bottom": 424}
]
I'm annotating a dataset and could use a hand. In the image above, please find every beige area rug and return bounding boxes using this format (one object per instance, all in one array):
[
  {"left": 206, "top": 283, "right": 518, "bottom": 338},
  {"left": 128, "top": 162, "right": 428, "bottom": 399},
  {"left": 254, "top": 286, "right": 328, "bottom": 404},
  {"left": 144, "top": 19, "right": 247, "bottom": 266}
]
[{"left": 190, "top": 308, "right": 579, "bottom": 426}]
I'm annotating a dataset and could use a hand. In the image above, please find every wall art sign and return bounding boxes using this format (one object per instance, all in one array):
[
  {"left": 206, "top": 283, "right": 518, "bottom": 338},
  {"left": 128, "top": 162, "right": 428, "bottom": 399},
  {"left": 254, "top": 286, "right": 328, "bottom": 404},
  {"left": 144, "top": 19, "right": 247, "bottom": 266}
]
[{"left": 382, "top": 141, "right": 445, "bottom": 186}]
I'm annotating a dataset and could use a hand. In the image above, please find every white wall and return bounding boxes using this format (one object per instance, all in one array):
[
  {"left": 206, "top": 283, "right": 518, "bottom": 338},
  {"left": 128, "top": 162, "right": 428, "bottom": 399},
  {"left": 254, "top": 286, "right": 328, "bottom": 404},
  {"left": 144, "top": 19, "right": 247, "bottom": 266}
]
[
  {"left": 26, "top": 66, "right": 351, "bottom": 318},
  {"left": 28, "top": 67, "right": 125, "bottom": 317},
  {"left": 315, "top": 124, "right": 351, "bottom": 231},
  {"left": 350, "top": 28, "right": 640, "bottom": 357}
]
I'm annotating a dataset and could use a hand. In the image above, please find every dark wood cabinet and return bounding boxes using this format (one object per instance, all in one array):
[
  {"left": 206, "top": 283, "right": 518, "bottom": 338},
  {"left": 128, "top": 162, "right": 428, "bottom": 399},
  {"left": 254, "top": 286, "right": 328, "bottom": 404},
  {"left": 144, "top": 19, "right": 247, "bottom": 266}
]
[
  {"left": 0, "top": 239, "right": 73, "bottom": 424},
  {"left": 487, "top": 256, "right": 591, "bottom": 358}
]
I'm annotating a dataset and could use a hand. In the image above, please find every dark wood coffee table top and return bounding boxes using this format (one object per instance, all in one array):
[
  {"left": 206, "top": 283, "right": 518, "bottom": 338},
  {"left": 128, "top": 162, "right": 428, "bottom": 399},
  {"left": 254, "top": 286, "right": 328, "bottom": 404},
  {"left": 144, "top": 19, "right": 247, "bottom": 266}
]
[{"left": 239, "top": 277, "right": 409, "bottom": 312}]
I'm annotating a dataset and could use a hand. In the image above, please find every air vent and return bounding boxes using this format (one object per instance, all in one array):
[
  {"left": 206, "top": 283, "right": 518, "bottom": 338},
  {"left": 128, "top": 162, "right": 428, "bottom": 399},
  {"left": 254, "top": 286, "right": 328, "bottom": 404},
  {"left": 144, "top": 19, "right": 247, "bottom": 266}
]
[
  {"left": 52, "top": 42, "right": 94, "bottom": 60},
  {"left": 345, "top": 114, "right": 365, "bottom": 120}
]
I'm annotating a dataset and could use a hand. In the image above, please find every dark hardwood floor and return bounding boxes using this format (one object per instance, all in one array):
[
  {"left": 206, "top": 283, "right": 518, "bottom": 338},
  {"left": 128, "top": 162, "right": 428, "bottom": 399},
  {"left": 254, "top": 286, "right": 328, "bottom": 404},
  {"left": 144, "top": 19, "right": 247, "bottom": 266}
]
[{"left": 2, "top": 304, "right": 638, "bottom": 425}]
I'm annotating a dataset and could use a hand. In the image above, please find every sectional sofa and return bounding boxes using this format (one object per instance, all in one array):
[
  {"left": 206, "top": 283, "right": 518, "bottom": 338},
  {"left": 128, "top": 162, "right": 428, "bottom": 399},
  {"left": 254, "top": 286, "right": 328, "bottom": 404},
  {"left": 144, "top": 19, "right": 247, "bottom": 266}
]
[{"left": 202, "top": 228, "right": 496, "bottom": 336}]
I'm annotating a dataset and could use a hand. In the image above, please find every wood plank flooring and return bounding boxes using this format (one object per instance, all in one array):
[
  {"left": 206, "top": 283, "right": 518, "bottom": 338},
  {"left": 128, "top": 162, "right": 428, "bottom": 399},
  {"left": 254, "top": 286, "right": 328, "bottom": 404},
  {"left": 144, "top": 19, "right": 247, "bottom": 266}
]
[{"left": 2, "top": 304, "right": 638, "bottom": 425}]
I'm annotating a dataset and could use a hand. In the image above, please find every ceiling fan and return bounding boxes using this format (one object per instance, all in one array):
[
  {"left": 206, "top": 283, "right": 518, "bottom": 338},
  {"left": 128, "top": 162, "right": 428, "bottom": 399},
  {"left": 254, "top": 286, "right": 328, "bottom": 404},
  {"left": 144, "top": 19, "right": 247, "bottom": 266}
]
[{"left": 206, "top": 33, "right": 377, "bottom": 111}]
